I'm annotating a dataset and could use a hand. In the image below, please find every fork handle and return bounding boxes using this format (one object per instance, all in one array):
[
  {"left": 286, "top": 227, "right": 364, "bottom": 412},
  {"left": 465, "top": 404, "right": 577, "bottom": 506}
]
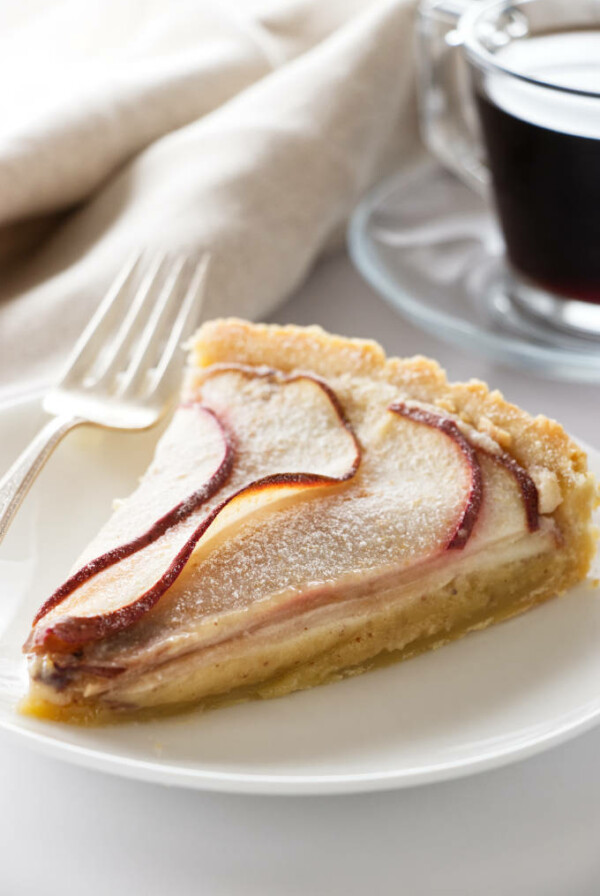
[{"left": 0, "top": 413, "right": 85, "bottom": 544}]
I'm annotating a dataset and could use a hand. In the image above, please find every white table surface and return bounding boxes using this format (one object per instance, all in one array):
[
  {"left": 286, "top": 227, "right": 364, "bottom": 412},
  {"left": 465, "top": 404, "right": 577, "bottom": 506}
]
[{"left": 2, "top": 250, "right": 600, "bottom": 896}]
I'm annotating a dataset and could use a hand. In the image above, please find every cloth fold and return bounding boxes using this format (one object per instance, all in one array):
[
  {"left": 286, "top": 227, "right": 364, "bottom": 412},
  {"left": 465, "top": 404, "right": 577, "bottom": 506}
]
[{"left": 0, "top": 0, "right": 418, "bottom": 395}]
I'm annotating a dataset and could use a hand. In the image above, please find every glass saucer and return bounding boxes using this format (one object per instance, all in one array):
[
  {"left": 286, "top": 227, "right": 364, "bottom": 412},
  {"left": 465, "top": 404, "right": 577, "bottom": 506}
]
[{"left": 348, "top": 159, "right": 600, "bottom": 383}]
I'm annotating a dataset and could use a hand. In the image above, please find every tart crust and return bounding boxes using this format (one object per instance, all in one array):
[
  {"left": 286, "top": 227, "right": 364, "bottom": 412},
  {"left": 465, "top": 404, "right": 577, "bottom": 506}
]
[{"left": 23, "top": 319, "right": 598, "bottom": 723}]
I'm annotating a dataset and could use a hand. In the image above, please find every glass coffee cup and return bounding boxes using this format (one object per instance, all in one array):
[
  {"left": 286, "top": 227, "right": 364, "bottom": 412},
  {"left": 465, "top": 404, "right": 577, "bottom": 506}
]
[{"left": 417, "top": 0, "right": 600, "bottom": 338}]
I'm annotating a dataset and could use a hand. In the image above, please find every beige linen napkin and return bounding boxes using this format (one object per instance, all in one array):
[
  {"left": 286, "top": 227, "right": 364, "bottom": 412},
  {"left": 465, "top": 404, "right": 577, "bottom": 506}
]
[{"left": 0, "top": 0, "right": 419, "bottom": 396}]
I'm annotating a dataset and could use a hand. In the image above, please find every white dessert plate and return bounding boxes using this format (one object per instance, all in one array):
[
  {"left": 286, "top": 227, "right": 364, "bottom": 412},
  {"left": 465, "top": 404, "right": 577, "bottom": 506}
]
[{"left": 1, "top": 390, "right": 599, "bottom": 795}]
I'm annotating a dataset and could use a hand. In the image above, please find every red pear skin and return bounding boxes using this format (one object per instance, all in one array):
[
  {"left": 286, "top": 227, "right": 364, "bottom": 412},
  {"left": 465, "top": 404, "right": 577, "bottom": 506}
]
[
  {"left": 491, "top": 453, "right": 539, "bottom": 532},
  {"left": 389, "top": 402, "right": 483, "bottom": 549},
  {"left": 389, "top": 402, "right": 539, "bottom": 538},
  {"left": 30, "top": 406, "right": 234, "bottom": 629}
]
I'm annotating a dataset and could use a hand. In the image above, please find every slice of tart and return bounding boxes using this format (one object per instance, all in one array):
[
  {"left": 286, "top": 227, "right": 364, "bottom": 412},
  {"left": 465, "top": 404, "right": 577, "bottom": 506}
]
[{"left": 23, "top": 319, "right": 597, "bottom": 722}]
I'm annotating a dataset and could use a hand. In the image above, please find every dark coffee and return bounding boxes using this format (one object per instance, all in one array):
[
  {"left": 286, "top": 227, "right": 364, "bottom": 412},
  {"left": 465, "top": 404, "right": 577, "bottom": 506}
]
[{"left": 474, "top": 32, "right": 600, "bottom": 304}]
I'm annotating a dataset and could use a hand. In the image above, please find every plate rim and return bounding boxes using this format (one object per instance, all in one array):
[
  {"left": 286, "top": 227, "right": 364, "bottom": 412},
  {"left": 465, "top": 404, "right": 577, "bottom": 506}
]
[
  {"left": 1, "top": 393, "right": 599, "bottom": 796},
  {"left": 3, "top": 692, "right": 600, "bottom": 795}
]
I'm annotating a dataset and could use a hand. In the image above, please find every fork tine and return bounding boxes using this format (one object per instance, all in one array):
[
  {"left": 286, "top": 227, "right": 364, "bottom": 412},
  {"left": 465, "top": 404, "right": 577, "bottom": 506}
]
[
  {"left": 60, "top": 252, "right": 141, "bottom": 387},
  {"left": 91, "top": 253, "right": 166, "bottom": 389},
  {"left": 149, "top": 255, "right": 210, "bottom": 399},
  {"left": 116, "top": 255, "right": 188, "bottom": 398}
]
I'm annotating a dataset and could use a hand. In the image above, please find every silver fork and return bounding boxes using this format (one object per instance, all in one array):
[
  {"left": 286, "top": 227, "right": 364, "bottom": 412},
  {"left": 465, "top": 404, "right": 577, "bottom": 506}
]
[{"left": 0, "top": 252, "right": 209, "bottom": 545}]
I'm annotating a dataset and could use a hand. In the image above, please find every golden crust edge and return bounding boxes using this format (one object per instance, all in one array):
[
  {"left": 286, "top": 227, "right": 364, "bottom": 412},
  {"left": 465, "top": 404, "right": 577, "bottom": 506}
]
[{"left": 186, "top": 318, "right": 597, "bottom": 496}]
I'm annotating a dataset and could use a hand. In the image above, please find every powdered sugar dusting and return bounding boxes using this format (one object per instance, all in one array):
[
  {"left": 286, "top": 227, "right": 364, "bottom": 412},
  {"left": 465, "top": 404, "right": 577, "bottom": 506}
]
[
  {"left": 38, "top": 369, "right": 359, "bottom": 628},
  {"left": 96, "top": 396, "right": 474, "bottom": 660}
]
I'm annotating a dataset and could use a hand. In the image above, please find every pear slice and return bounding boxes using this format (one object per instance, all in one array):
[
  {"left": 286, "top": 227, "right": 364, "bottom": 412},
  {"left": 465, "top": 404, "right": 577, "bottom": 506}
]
[
  {"left": 388, "top": 402, "right": 483, "bottom": 549},
  {"left": 28, "top": 368, "right": 361, "bottom": 652},
  {"left": 50, "top": 395, "right": 491, "bottom": 680}
]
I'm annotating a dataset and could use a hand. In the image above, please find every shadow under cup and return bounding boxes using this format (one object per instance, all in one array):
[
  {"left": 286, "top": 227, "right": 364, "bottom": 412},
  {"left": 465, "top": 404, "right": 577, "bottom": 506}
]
[{"left": 463, "top": 2, "right": 600, "bottom": 338}]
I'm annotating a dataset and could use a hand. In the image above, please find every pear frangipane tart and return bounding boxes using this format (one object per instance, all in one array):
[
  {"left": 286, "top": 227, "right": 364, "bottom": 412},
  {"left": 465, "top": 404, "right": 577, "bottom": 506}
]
[{"left": 23, "top": 319, "right": 597, "bottom": 721}]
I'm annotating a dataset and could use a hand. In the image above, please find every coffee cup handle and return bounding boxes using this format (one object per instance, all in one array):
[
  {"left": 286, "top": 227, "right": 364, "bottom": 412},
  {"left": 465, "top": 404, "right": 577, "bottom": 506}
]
[{"left": 416, "top": 0, "right": 489, "bottom": 195}]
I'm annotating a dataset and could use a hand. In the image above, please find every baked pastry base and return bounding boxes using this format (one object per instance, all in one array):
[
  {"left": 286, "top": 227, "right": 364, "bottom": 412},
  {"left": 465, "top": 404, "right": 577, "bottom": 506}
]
[{"left": 23, "top": 541, "right": 590, "bottom": 726}]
